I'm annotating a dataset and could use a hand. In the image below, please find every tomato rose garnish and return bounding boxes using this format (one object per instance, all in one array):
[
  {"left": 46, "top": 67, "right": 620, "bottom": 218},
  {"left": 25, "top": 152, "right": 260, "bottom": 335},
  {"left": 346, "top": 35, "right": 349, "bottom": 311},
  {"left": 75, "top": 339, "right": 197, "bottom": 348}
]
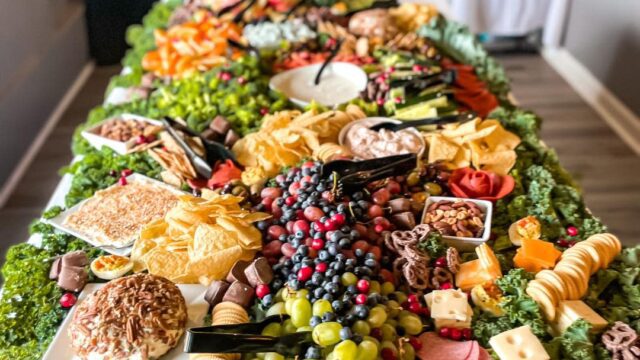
[
  {"left": 448, "top": 167, "right": 514, "bottom": 201},
  {"left": 208, "top": 159, "right": 242, "bottom": 189}
]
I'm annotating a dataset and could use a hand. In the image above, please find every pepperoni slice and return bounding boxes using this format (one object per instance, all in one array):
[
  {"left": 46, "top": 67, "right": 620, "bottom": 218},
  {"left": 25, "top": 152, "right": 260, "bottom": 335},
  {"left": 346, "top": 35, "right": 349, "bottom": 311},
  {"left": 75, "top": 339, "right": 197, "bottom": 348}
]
[{"left": 417, "top": 333, "right": 474, "bottom": 360}]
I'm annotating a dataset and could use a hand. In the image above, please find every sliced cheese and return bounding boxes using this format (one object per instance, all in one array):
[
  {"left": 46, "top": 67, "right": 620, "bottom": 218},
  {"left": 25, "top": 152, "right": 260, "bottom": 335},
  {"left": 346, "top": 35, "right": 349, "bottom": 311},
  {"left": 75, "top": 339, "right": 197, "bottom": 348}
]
[
  {"left": 489, "top": 325, "right": 550, "bottom": 360},
  {"left": 456, "top": 259, "right": 495, "bottom": 291},
  {"left": 514, "top": 248, "right": 544, "bottom": 273},
  {"left": 521, "top": 238, "right": 561, "bottom": 269},
  {"left": 428, "top": 289, "right": 470, "bottom": 321},
  {"left": 477, "top": 243, "right": 502, "bottom": 278},
  {"left": 552, "top": 300, "right": 608, "bottom": 334}
]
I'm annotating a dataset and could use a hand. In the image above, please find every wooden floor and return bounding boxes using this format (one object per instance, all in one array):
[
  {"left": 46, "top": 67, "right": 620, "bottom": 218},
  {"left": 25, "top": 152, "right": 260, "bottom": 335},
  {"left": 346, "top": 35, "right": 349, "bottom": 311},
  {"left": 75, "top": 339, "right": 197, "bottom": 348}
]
[{"left": 0, "top": 55, "right": 638, "bottom": 260}]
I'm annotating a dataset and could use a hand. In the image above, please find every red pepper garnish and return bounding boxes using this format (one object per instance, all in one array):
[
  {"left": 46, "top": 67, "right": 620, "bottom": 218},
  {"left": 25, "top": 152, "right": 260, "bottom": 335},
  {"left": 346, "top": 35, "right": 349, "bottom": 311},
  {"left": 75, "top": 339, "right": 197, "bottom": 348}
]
[{"left": 207, "top": 159, "right": 242, "bottom": 189}]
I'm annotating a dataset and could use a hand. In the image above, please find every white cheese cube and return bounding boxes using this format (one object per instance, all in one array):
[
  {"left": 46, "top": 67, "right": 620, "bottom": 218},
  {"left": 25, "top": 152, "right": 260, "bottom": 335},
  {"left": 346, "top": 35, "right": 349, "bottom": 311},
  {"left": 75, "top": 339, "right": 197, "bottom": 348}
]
[
  {"left": 428, "top": 289, "right": 470, "bottom": 321},
  {"left": 489, "top": 325, "right": 550, "bottom": 360}
]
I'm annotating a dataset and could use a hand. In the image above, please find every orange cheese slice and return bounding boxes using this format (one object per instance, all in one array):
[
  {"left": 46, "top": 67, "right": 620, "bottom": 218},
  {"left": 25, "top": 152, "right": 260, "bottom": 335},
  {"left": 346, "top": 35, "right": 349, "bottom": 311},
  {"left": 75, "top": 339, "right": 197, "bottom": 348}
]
[
  {"left": 521, "top": 238, "right": 562, "bottom": 269},
  {"left": 514, "top": 248, "right": 544, "bottom": 273},
  {"left": 456, "top": 259, "right": 495, "bottom": 291}
]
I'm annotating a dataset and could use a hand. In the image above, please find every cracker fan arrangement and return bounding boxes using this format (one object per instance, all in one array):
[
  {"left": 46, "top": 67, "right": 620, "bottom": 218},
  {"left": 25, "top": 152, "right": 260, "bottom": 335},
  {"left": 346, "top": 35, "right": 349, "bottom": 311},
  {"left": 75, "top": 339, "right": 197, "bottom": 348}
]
[{"left": 2, "top": 1, "right": 638, "bottom": 359}]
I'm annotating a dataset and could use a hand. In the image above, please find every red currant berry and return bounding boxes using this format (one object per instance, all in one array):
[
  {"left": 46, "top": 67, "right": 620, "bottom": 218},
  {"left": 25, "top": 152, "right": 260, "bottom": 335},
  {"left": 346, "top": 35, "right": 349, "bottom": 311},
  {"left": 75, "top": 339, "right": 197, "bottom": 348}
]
[
  {"left": 374, "top": 224, "right": 385, "bottom": 233},
  {"left": 408, "top": 336, "right": 422, "bottom": 350},
  {"left": 120, "top": 169, "right": 133, "bottom": 177},
  {"left": 297, "top": 266, "right": 313, "bottom": 281},
  {"left": 462, "top": 328, "right": 472, "bottom": 341},
  {"left": 355, "top": 294, "right": 367, "bottom": 305},
  {"left": 315, "top": 262, "right": 327, "bottom": 273},
  {"left": 434, "top": 257, "right": 447, "bottom": 267},
  {"left": 440, "top": 282, "right": 453, "bottom": 290},
  {"left": 256, "top": 284, "right": 270, "bottom": 299},
  {"left": 331, "top": 213, "right": 346, "bottom": 225},
  {"left": 118, "top": 177, "right": 128, "bottom": 186},
  {"left": 311, "top": 238, "right": 324, "bottom": 251},
  {"left": 407, "top": 294, "right": 419, "bottom": 303},
  {"left": 356, "top": 279, "right": 370, "bottom": 293},
  {"left": 60, "top": 293, "right": 77, "bottom": 308},
  {"left": 450, "top": 328, "right": 462, "bottom": 341},
  {"left": 566, "top": 226, "right": 579, "bottom": 237},
  {"left": 285, "top": 196, "right": 296, "bottom": 206},
  {"left": 438, "top": 327, "right": 451, "bottom": 338},
  {"left": 408, "top": 302, "right": 422, "bottom": 314}
]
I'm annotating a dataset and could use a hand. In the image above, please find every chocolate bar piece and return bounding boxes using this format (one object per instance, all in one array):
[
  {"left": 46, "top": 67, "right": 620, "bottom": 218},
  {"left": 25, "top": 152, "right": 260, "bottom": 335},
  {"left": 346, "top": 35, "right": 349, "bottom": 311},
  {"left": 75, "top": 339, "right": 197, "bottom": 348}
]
[
  {"left": 391, "top": 212, "right": 416, "bottom": 230},
  {"left": 244, "top": 257, "right": 273, "bottom": 287},
  {"left": 226, "top": 260, "right": 250, "bottom": 284},
  {"left": 61, "top": 250, "right": 88, "bottom": 268},
  {"left": 209, "top": 115, "right": 231, "bottom": 135},
  {"left": 224, "top": 129, "right": 240, "bottom": 148},
  {"left": 204, "top": 280, "right": 230, "bottom": 306},
  {"left": 389, "top": 198, "right": 411, "bottom": 213},
  {"left": 57, "top": 266, "right": 88, "bottom": 292},
  {"left": 49, "top": 257, "right": 62, "bottom": 280},
  {"left": 222, "top": 281, "right": 255, "bottom": 308}
]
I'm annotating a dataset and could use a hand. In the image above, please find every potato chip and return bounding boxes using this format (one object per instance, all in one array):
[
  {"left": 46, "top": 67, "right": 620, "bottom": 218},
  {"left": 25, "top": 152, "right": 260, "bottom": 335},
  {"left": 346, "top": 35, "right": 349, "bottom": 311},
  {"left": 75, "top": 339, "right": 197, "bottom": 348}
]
[
  {"left": 145, "top": 247, "right": 191, "bottom": 282},
  {"left": 425, "top": 117, "right": 520, "bottom": 175},
  {"left": 132, "top": 192, "right": 270, "bottom": 284}
]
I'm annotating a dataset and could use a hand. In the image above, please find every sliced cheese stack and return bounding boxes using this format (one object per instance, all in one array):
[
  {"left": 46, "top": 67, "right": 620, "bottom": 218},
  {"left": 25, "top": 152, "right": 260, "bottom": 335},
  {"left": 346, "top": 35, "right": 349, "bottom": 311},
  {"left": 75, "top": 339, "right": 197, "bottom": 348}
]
[
  {"left": 525, "top": 233, "right": 621, "bottom": 321},
  {"left": 455, "top": 243, "right": 502, "bottom": 291},
  {"left": 514, "top": 238, "right": 562, "bottom": 273},
  {"left": 425, "top": 289, "right": 473, "bottom": 330},
  {"left": 489, "top": 325, "right": 550, "bottom": 360},
  {"left": 550, "top": 300, "right": 608, "bottom": 336}
]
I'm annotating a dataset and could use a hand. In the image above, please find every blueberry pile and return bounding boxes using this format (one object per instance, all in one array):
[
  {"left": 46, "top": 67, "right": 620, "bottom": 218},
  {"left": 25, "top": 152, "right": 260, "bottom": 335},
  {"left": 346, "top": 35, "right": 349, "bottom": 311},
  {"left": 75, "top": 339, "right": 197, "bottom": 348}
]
[{"left": 251, "top": 161, "right": 438, "bottom": 360}]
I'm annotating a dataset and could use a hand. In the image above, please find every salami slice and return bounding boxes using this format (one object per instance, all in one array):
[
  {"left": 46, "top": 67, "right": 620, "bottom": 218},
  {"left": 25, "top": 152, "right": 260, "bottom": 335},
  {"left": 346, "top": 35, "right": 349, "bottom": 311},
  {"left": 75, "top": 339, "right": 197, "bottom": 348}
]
[
  {"left": 465, "top": 341, "right": 479, "bottom": 360},
  {"left": 417, "top": 333, "right": 474, "bottom": 360},
  {"left": 477, "top": 347, "right": 491, "bottom": 360}
]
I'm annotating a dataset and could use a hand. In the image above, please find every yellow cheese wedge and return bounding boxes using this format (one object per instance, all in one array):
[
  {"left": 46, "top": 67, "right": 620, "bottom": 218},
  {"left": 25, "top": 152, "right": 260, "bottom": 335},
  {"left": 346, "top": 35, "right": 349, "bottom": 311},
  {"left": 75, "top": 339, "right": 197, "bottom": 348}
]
[{"left": 456, "top": 259, "right": 495, "bottom": 291}]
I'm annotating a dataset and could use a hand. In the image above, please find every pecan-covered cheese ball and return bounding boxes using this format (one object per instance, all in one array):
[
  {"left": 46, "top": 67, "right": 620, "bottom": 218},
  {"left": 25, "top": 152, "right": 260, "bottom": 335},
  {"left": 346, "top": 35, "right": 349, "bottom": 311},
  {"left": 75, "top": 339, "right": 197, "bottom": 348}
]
[{"left": 68, "top": 273, "right": 188, "bottom": 360}]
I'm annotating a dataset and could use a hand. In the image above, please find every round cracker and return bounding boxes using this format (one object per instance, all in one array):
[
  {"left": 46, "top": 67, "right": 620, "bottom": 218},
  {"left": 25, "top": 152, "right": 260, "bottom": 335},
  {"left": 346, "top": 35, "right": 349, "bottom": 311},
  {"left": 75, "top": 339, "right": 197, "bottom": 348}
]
[
  {"left": 564, "top": 245, "right": 597, "bottom": 274},
  {"left": 536, "top": 270, "right": 568, "bottom": 300},
  {"left": 555, "top": 266, "right": 586, "bottom": 299},
  {"left": 532, "top": 277, "right": 563, "bottom": 305},
  {"left": 554, "top": 270, "right": 580, "bottom": 300},
  {"left": 526, "top": 285, "right": 557, "bottom": 321}
]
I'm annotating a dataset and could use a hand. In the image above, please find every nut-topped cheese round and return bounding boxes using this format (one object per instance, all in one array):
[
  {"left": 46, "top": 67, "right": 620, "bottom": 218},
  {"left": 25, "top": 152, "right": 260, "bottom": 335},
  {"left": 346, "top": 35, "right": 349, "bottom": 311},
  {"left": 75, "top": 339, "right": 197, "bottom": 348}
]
[{"left": 68, "top": 273, "right": 187, "bottom": 359}]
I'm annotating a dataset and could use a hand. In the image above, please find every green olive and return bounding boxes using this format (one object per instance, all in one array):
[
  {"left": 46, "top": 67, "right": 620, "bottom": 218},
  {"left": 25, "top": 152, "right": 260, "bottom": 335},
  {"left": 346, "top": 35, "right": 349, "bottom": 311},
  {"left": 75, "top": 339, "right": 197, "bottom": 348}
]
[
  {"left": 425, "top": 182, "right": 442, "bottom": 196},
  {"left": 406, "top": 172, "right": 421, "bottom": 187}
]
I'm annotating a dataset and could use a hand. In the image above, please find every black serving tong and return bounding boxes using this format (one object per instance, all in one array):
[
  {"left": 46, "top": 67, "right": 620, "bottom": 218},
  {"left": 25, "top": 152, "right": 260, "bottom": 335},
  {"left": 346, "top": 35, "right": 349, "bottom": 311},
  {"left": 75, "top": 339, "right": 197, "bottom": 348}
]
[
  {"left": 314, "top": 38, "right": 344, "bottom": 85},
  {"left": 369, "top": 112, "right": 477, "bottom": 132},
  {"left": 343, "top": 0, "right": 399, "bottom": 17},
  {"left": 321, "top": 154, "right": 418, "bottom": 194},
  {"left": 185, "top": 315, "right": 313, "bottom": 356},
  {"left": 389, "top": 69, "right": 456, "bottom": 90},
  {"left": 161, "top": 117, "right": 239, "bottom": 178}
]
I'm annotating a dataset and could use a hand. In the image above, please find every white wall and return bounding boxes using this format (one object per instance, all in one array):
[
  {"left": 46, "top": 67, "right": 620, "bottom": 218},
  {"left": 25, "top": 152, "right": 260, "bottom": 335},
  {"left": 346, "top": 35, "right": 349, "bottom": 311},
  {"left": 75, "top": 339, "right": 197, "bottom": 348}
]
[{"left": 0, "top": 0, "right": 89, "bottom": 190}]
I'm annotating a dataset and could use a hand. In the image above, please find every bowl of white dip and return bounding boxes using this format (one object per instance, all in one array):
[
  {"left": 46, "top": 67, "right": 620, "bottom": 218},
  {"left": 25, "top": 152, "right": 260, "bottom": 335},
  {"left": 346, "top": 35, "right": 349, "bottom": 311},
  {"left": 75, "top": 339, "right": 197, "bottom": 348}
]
[
  {"left": 339, "top": 117, "right": 426, "bottom": 160},
  {"left": 269, "top": 62, "right": 368, "bottom": 108}
]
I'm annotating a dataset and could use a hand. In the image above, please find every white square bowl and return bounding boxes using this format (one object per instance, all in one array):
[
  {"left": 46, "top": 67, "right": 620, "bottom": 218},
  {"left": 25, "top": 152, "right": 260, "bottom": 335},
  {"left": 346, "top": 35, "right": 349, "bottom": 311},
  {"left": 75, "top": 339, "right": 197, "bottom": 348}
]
[
  {"left": 43, "top": 174, "right": 185, "bottom": 255},
  {"left": 421, "top": 196, "right": 493, "bottom": 251},
  {"left": 81, "top": 113, "right": 162, "bottom": 155}
]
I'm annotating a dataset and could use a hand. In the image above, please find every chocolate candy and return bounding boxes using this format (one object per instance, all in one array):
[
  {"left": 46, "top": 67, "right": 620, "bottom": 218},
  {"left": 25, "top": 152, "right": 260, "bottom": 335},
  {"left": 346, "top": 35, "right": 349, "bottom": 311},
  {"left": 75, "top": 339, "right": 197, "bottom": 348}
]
[
  {"left": 226, "top": 260, "right": 250, "bottom": 284},
  {"left": 389, "top": 198, "right": 411, "bottom": 213},
  {"left": 204, "top": 280, "right": 230, "bottom": 307},
  {"left": 224, "top": 129, "right": 240, "bottom": 147},
  {"left": 209, "top": 115, "right": 231, "bottom": 135},
  {"left": 391, "top": 212, "right": 416, "bottom": 230},
  {"left": 58, "top": 266, "right": 88, "bottom": 292},
  {"left": 222, "top": 281, "right": 255, "bottom": 308},
  {"left": 49, "top": 257, "right": 62, "bottom": 280},
  {"left": 244, "top": 257, "right": 273, "bottom": 287},
  {"left": 62, "top": 250, "right": 89, "bottom": 268}
]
